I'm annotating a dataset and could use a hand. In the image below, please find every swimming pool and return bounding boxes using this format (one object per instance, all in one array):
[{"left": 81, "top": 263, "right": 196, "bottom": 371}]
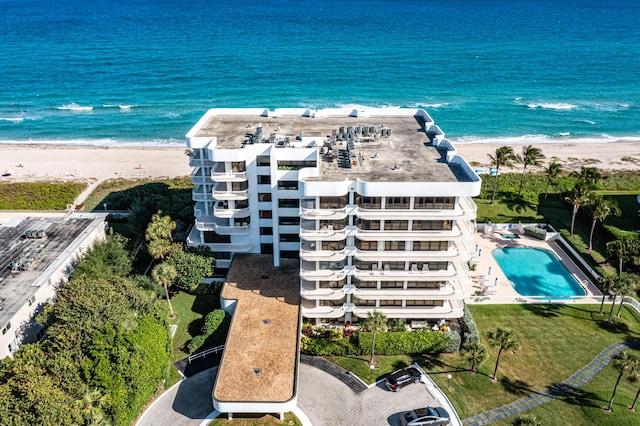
[{"left": 492, "top": 247, "right": 586, "bottom": 298}]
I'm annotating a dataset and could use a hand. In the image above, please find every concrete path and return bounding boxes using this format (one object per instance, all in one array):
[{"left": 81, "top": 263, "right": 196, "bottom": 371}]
[
  {"left": 463, "top": 339, "right": 640, "bottom": 425},
  {"left": 136, "top": 367, "right": 217, "bottom": 426}
]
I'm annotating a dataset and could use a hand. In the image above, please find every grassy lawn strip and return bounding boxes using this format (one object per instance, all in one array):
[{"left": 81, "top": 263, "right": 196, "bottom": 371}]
[
  {"left": 494, "top": 359, "right": 640, "bottom": 426},
  {"left": 423, "top": 304, "right": 640, "bottom": 421},
  {"left": 328, "top": 354, "right": 414, "bottom": 385},
  {"left": 0, "top": 181, "right": 86, "bottom": 210}
]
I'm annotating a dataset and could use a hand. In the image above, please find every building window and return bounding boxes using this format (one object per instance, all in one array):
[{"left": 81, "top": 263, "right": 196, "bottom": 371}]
[
  {"left": 213, "top": 252, "right": 232, "bottom": 259},
  {"left": 278, "top": 180, "right": 298, "bottom": 190},
  {"left": 352, "top": 278, "right": 377, "bottom": 289},
  {"left": 356, "top": 219, "right": 381, "bottom": 230},
  {"left": 355, "top": 239, "right": 377, "bottom": 251},
  {"left": 414, "top": 197, "right": 455, "bottom": 210},
  {"left": 407, "top": 281, "right": 442, "bottom": 289},
  {"left": 352, "top": 296, "right": 376, "bottom": 307},
  {"left": 384, "top": 241, "right": 405, "bottom": 251},
  {"left": 279, "top": 216, "right": 300, "bottom": 225},
  {"left": 1, "top": 322, "right": 11, "bottom": 335},
  {"left": 406, "top": 300, "right": 444, "bottom": 306},
  {"left": 236, "top": 200, "right": 249, "bottom": 209},
  {"left": 280, "top": 234, "right": 300, "bottom": 242},
  {"left": 319, "top": 280, "right": 345, "bottom": 289},
  {"left": 386, "top": 196, "right": 409, "bottom": 209},
  {"left": 321, "top": 240, "right": 346, "bottom": 251},
  {"left": 261, "top": 243, "right": 273, "bottom": 254},
  {"left": 380, "top": 281, "right": 404, "bottom": 289},
  {"left": 256, "top": 156, "right": 270, "bottom": 167},
  {"left": 319, "top": 196, "right": 348, "bottom": 209},
  {"left": 384, "top": 220, "right": 408, "bottom": 230},
  {"left": 280, "top": 250, "right": 300, "bottom": 259},
  {"left": 277, "top": 160, "right": 317, "bottom": 170},
  {"left": 231, "top": 181, "right": 248, "bottom": 191},
  {"left": 379, "top": 299, "right": 402, "bottom": 307},
  {"left": 260, "top": 227, "right": 273, "bottom": 235},
  {"left": 412, "top": 220, "right": 452, "bottom": 231},
  {"left": 278, "top": 199, "right": 299, "bottom": 208},
  {"left": 27, "top": 295, "right": 36, "bottom": 306},
  {"left": 383, "top": 261, "right": 406, "bottom": 270},
  {"left": 320, "top": 298, "right": 346, "bottom": 307},
  {"left": 354, "top": 260, "right": 377, "bottom": 270},
  {"left": 413, "top": 241, "right": 448, "bottom": 251},
  {"left": 259, "top": 210, "right": 273, "bottom": 219},
  {"left": 257, "top": 175, "right": 271, "bottom": 184},
  {"left": 258, "top": 193, "right": 272, "bottom": 202},
  {"left": 234, "top": 217, "right": 250, "bottom": 227},
  {"left": 203, "top": 232, "right": 231, "bottom": 244},
  {"left": 356, "top": 195, "right": 381, "bottom": 209},
  {"left": 231, "top": 161, "right": 246, "bottom": 172}
]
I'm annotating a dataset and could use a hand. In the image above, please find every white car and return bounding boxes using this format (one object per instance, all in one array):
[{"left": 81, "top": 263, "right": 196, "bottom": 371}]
[{"left": 400, "top": 407, "right": 450, "bottom": 426}]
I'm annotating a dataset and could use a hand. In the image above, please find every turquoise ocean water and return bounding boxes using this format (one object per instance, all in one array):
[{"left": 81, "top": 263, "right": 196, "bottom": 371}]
[{"left": 0, "top": 0, "right": 638, "bottom": 146}]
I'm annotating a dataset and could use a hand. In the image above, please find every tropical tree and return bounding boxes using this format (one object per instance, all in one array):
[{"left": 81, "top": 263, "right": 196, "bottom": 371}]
[
  {"left": 587, "top": 195, "right": 621, "bottom": 251},
  {"left": 597, "top": 275, "right": 616, "bottom": 315},
  {"left": 145, "top": 210, "right": 176, "bottom": 243},
  {"left": 517, "top": 145, "right": 545, "bottom": 197},
  {"left": 615, "top": 273, "right": 640, "bottom": 318},
  {"left": 544, "top": 159, "right": 562, "bottom": 199},
  {"left": 487, "top": 146, "right": 517, "bottom": 205},
  {"left": 565, "top": 181, "right": 592, "bottom": 236},
  {"left": 572, "top": 166, "right": 602, "bottom": 188},
  {"left": 360, "top": 310, "right": 389, "bottom": 366},
  {"left": 166, "top": 248, "right": 215, "bottom": 292},
  {"left": 462, "top": 342, "right": 487, "bottom": 374},
  {"left": 151, "top": 262, "right": 177, "bottom": 317},
  {"left": 75, "top": 386, "right": 110, "bottom": 425},
  {"left": 605, "top": 350, "right": 637, "bottom": 412},
  {"left": 147, "top": 238, "right": 175, "bottom": 261},
  {"left": 487, "top": 327, "right": 519, "bottom": 381},
  {"left": 629, "top": 356, "right": 640, "bottom": 412},
  {"left": 607, "top": 236, "right": 638, "bottom": 275}
]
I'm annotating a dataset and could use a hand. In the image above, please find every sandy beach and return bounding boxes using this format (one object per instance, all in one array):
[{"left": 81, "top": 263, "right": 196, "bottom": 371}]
[{"left": 1, "top": 141, "right": 639, "bottom": 186}]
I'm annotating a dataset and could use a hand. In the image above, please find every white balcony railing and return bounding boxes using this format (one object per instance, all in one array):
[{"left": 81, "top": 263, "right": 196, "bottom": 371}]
[
  {"left": 212, "top": 171, "right": 247, "bottom": 182},
  {"left": 212, "top": 189, "right": 248, "bottom": 201}
]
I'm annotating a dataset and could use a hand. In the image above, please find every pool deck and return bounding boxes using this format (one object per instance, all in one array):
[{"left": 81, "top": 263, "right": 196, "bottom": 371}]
[{"left": 466, "top": 231, "right": 602, "bottom": 305}]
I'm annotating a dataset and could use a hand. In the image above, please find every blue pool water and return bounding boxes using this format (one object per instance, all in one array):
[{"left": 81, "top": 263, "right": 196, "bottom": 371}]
[{"left": 492, "top": 247, "right": 585, "bottom": 298}]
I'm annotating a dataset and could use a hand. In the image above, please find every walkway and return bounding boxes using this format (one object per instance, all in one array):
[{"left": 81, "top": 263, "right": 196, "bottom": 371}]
[{"left": 463, "top": 339, "right": 640, "bottom": 426}]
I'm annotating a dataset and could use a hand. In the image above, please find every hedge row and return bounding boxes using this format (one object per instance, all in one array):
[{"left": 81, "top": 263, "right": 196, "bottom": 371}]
[{"left": 302, "top": 329, "right": 450, "bottom": 356}]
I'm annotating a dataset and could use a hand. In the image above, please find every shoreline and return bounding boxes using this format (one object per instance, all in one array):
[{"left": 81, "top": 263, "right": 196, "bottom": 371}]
[{"left": 1, "top": 140, "right": 639, "bottom": 187}]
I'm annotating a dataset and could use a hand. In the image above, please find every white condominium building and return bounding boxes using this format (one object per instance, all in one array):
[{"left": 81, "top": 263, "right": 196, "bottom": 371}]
[{"left": 186, "top": 107, "right": 481, "bottom": 326}]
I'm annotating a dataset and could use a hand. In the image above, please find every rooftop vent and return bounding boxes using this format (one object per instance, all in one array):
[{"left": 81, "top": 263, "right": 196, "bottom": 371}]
[
  {"left": 253, "top": 368, "right": 262, "bottom": 375},
  {"left": 262, "top": 319, "right": 271, "bottom": 325}
]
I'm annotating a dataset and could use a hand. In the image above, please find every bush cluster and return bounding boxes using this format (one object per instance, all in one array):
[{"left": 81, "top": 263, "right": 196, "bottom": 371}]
[
  {"left": 301, "top": 328, "right": 449, "bottom": 356},
  {"left": 0, "top": 182, "right": 87, "bottom": 210},
  {"left": 187, "top": 309, "right": 230, "bottom": 353},
  {"left": 461, "top": 305, "right": 481, "bottom": 346}
]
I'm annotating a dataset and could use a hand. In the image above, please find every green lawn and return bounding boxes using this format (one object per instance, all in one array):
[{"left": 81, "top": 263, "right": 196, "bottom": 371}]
[
  {"left": 328, "top": 354, "right": 414, "bottom": 385},
  {"left": 421, "top": 304, "right": 640, "bottom": 424},
  {"left": 169, "top": 291, "right": 221, "bottom": 362}
]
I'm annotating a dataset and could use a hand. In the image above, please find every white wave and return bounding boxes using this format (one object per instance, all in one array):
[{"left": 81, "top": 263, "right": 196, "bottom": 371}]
[
  {"left": 0, "top": 117, "right": 24, "bottom": 122},
  {"left": 0, "top": 138, "right": 184, "bottom": 147},
  {"left": 579, "top": 119, "right": 596, "bottom": 125},
  {"left": 56, "top": 103, "right": 93, "bottom": 111},
  {"left": 451, "top": 133, "right": 640, "bottom": 145},
  {"left": 526, "top": 102, "right": 577, "bottom": 110},
  {"left": 102, "top": 104, "right": 119, "bottom": 108},
  {"left": 119, "top": 105, "right": 133, "bottom": 110},
  {"left": 421, "top": 103, "right": 449, "bottom": 108},
  {"left": 558, "top": 132, "right": 570, "bottom": 136}
]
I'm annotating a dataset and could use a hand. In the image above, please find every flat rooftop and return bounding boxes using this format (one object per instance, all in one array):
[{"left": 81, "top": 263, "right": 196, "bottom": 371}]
[
  {"left": 194, "top": 109, "right": 473, "bottom": 183},
  {"left": 0, "top": 215, "right": 106, "bottom": 326},
  {"left": 214, "top": 255, "right": 300, "bottom": 403}
]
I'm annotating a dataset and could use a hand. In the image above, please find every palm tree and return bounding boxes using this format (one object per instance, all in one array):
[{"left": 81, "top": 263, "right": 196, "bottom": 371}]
[
  {"left": 587, "top": 195, "right": 621, "bottom": 251},
  {"left": 147, "top": 238, "right": 174, "bottom": 261},
  {"left": 462, "top": 342, "right": 487, "bottom": 374},
  {"left": 597, "top": 275, "right": 615, "bottom": 315},
  {"left": 572, "top": 166, "right": 602, "bottom": 188},
  {"left": 75, "top": 386, "right": 110, "bottom": 425},
  {"left": 607, "top": 236, "right": 636, "bottom": 276},
  {"left": 544, "top": 159, "right": 562, "bottom": 199},
  {"left": 607, "top": 274, "right": 625, "bottom": 324},
  {"left": 605, "top": 350, "right": 636, "bottom": 412},
  {"left": 145, "top": 211, "right": 176, "bottom": 243},
  {"left": 565, "top": 181, "right": 592, "bottom": 236},
  {"left": 360, "top": 310, "right": 388, "bottom": 366},
  {"left": 487, "top": 146, "right": 517, "bottom": 205},
  {"left": 517, "top": 145, "right": 545, "bottom": 197},
  {"left": 487, "top": 327, "right": 519, "bottom": 381},
  {"left": 615, "top": 273, "right": 639, "bottom": 318},
  {"left": 628, "top": 356, "right": 640, "bottom": 412},
  {"left": 151, "top": 262, "right": 177, "bottom": 317}
]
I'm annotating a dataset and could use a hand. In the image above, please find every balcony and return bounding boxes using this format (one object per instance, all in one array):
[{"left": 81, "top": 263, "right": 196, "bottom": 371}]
[
  {"left": 213, "top": 205, "right": 250, "bottom": 219},
  {"left": 351, "top": 299, "right": 464, "bottom": 320},
  {"left": 355, "top": 198, "right": 478, "bottom": 221},
  {"left": 300, "top": 283, "right": 347, "bottom": 300},
  {"left": 300, "top": 264, "right": 347, "bottom": 281},
  {"left": 189, "top": 151, "right": 214, "bottom": 167},
  {"left": 300, "top": 304, "right": 346, "bottom": 319},
  {"left": 299, "top": 246, "right": 347, "bottom": 262},
  {"left": 299, "top": 205, "right": 349, "bottom": 220},
  {"left": 212, "top": 189, "right": 248, "bottom": 201},
  {"left": 353, "top": 281, "right": 464, "bottom": 299},
  {"left": 191, "top": 174, "right": 212, "bottom": 185},
  {"left": 214, "top": 224, "right": 251, "bottom": 235},
  {"left": 212, "top": 171, "right": 247, "bottom": 182},
  {"left": 352, "top": 263, "right": 468, "bottom": 281},
  {"left": 192, "top": 187, "right": 212, "bottom": 202}
]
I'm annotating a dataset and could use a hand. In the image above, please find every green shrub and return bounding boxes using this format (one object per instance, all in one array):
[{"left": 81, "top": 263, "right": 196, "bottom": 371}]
[
  {"left": 202, "top": 310, "right": 226, "bottom": 337},
  {"left": 302, "top": 336, "right": 357, "bottom": 356},
  {"left": 357, "top": 330, "right": 448, "bottom": 355},
  {"left": 187, "top": 335, "right": 206, "bottom": 354},
  {"left": 442, "top": 330, "right": 461, "bottom": 353},
  {"left": 461, "top": 305, "right": 481, "bottom": 345},
  {"left": 0, "top": 182, "right": 87, "bottom": 210}
]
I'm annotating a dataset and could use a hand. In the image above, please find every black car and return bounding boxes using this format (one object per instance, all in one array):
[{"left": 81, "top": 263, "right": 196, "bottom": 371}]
[
  {"left": 384, "top": 367, "right": 421, "bottom": 391},
  {"left": 400, "top": 406, "right": 450, "bottom": 426}
]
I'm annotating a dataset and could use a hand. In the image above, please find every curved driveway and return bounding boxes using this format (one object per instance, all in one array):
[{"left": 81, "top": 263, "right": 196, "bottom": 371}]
[{"left": 137, "top": 364, "right": 439, "bottom": 426}]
